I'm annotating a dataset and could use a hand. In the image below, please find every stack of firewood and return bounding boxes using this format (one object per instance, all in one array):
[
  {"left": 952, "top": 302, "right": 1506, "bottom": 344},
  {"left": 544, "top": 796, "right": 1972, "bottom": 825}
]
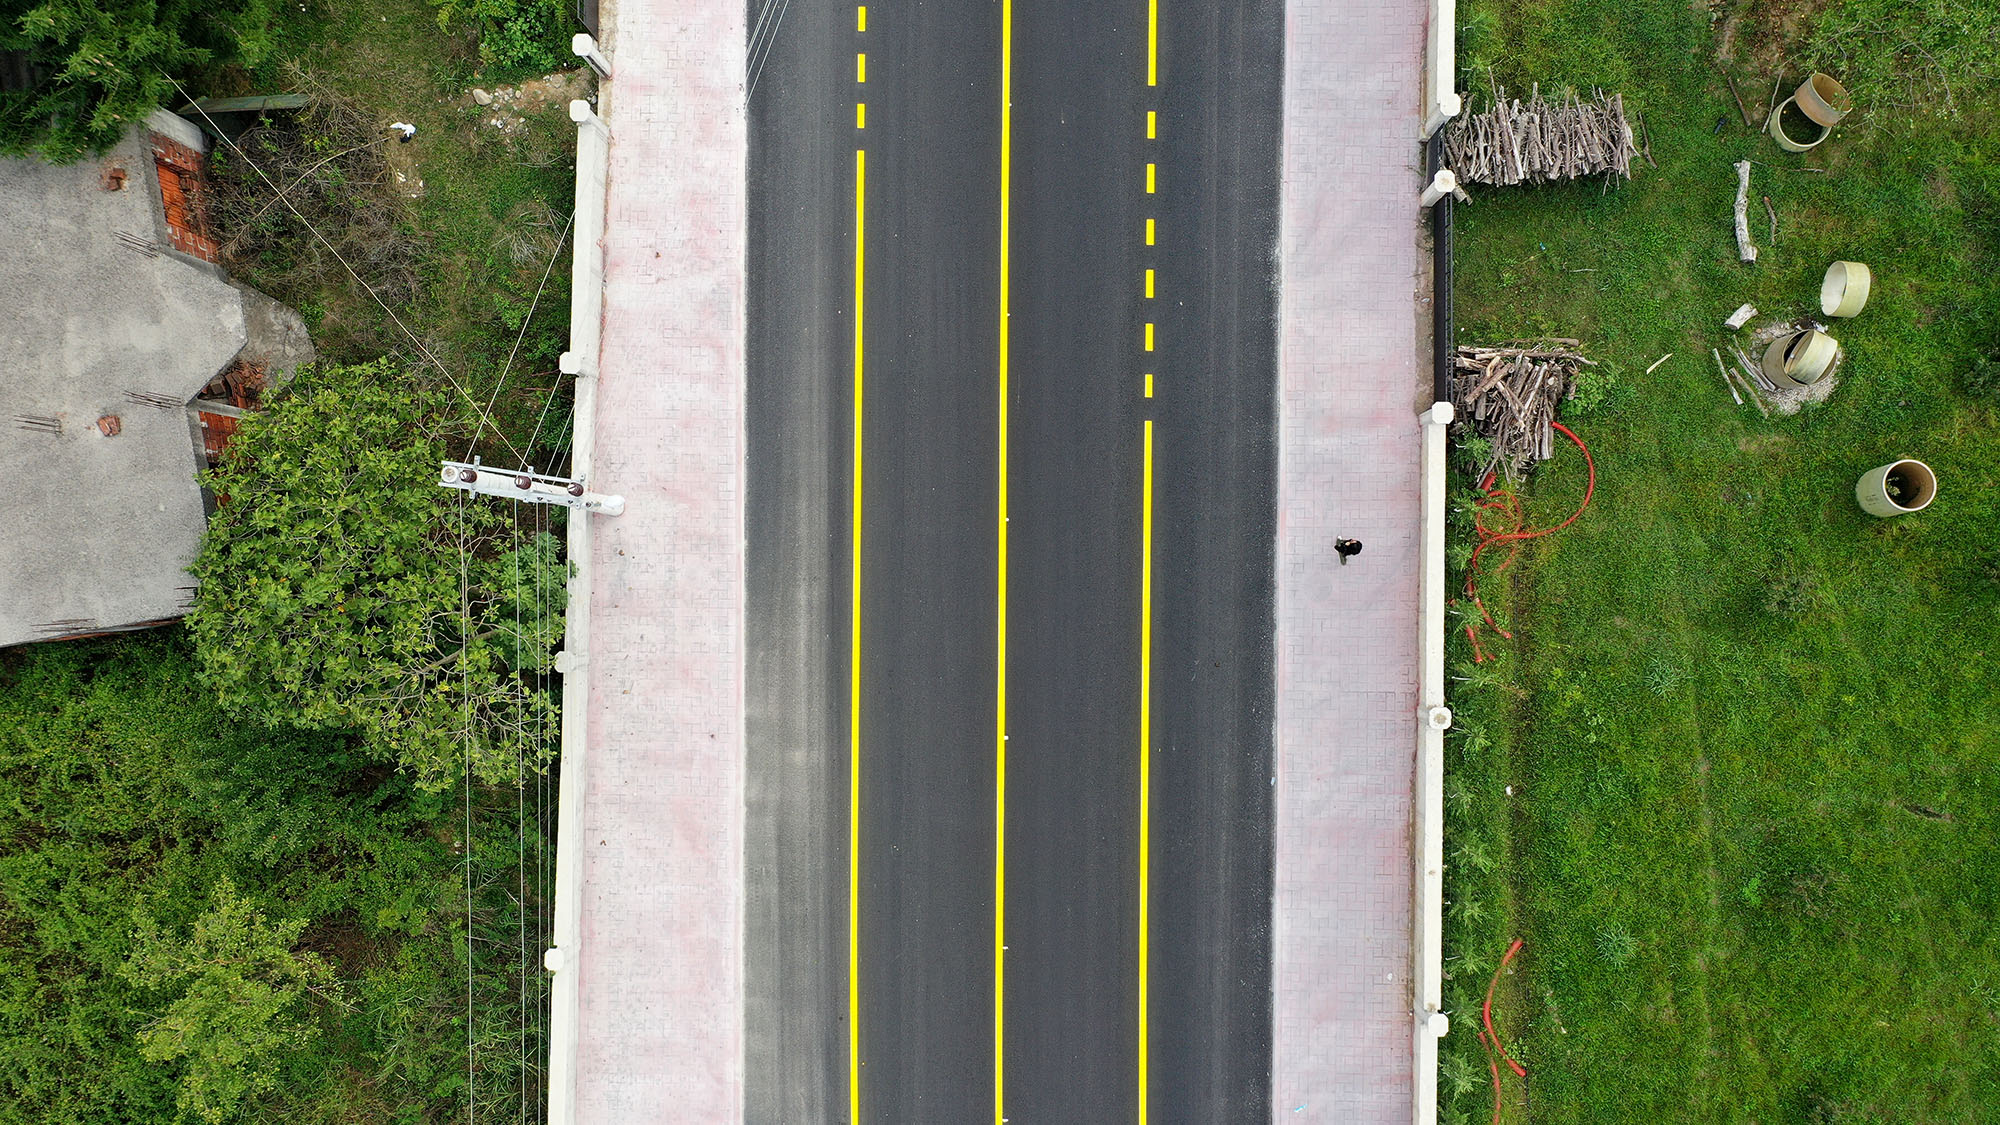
[
  {"left": 1444, "top": 84, "right": 1639, "bottom": 186},
  {"left": 1452, "top": 343, "right": 1593, "bottom": 481}
]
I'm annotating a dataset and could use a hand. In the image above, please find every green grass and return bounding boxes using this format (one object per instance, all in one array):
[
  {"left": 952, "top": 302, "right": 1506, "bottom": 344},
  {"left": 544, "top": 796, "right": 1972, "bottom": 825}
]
[{"left": 1441, "top": 0, "right": 2000, "bottom": 1121}]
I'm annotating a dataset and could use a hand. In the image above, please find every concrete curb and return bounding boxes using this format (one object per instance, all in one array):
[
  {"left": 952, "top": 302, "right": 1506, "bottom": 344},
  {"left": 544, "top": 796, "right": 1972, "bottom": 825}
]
[
  {"left": 545, "top": 89, "right": 610, "bottom": 1125},
  {"left": 1411, "top": 402, "right": 1453, "bottom": 1125}
]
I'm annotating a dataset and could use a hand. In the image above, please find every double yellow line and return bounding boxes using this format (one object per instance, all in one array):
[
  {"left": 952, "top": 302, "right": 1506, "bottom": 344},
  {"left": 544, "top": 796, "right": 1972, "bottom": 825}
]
[{"left": 850, "top": 3, "right": 1157, "bottom": 1120}]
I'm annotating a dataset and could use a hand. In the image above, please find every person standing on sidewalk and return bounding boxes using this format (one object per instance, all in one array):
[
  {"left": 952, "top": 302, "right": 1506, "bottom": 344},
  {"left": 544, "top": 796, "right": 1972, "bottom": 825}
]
[{"left": 1335, "top": 537, "right": 1363, "bottom": 565}]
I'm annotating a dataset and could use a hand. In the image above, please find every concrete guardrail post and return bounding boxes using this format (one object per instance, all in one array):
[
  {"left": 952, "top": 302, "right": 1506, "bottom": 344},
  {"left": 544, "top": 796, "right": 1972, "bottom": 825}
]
[
  {"left": 573, "top": 33, "right": 612, "bottom": 78},
  {"left": 1422, "top": 0, "right": 1463, "bottom": 138}
]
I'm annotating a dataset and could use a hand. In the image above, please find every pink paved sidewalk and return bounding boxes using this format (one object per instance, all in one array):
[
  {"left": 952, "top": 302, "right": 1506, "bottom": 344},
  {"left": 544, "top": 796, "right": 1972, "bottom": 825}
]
[
  {"left": 1271, "top": 0, "right": 1429, "bottom": 1120},
  {"left": 573, "top": 0, "right": 747, "bottom": 1119}
]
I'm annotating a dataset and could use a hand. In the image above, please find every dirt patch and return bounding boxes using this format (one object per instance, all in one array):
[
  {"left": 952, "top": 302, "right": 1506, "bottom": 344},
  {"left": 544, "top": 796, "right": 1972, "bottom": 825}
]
[
  {"left": 381, "top": 139, "right": 425, "bottom": 198},
  {"left": 298, "top": 912, "right": 382, "bottom": 975},
  {"left": 468, "top": 69, "right": 595, "bottom": 136},
  {"left": 1744, "top": 316, "right": 1843, "bottom": 414},
  {"left": 1735, "top": 433, "right": 1794, "bottom": 454},
  {"left": 1733, "top": 0, "right": 1839, "bottom": 75}
]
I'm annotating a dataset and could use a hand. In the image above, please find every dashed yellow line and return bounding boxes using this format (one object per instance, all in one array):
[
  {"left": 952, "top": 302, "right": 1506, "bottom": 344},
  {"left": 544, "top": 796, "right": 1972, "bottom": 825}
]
[
  {"left": 1144, "top": 268, "right": 1155, "bottom": 299},
  {"left": 858, "top": 53, "right": 867, "bottom": 82},
  {"left": 1147, "top": 110, "right": 1156, "bottom": 139},
  {"left": 857, "top": 102, "right": 866, "bottom": 129},
  {"left": 1144, "top": 373, "right": 1154, "bottom": 398},
  {"left": 1145, "top": 218, "right": 1155, "bottom": 245},
  {"left": 1144, "top": 322, "right": 1155, "bottom": 352},
  {"left": 857, "top": 4, "right": 867, "bottom": 31},
  {"left": 848, "top": 144, "right": 867, "bottom": 1125},
  {"left": 1145, "top": 162, "right": 1156, "bottom": 193}
]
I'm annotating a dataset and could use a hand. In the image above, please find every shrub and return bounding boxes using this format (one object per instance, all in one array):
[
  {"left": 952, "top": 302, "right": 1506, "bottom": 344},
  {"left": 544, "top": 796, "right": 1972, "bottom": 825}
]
[
  {"left": 430, "top": 0, "right": 575, "bottom": 74},
  {"left": 187, "top": 359, "right": 565, "bottom": 790},
  {"left": 0, "top": 0, "right": 285, "bottom": 162}
]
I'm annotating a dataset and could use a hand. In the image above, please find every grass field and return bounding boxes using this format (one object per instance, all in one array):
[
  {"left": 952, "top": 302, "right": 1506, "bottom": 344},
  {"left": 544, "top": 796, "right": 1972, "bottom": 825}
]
[{"left": 1439, "top": 0, "right": 2000, "bottom": 1121}]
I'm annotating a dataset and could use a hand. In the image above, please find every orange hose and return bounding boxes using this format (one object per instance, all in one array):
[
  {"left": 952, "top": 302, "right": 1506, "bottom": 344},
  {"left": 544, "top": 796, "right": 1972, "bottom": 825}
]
[{"left": 1463, "top": 422, "right": 1595, "bottom": 660}]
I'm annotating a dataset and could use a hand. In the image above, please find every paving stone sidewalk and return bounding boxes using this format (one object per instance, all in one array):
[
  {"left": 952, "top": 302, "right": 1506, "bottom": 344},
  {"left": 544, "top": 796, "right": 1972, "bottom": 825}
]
[{"left": 1270, "top": 0, "right": 1430, "bottom": 1119}]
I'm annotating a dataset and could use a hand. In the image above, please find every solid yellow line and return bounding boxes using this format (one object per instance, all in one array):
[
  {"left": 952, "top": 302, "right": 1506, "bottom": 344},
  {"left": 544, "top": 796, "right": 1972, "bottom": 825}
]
[
  {"left": 1144, "top": 268, "right": 1154, "bottom": 298},
  {"left": 849, "top": 146, "right": 866, "bottom": 1125},
  {"left": 1146, "top": 163, "right": 1156, "bottom": 193},
  {"left": 1137, "top": 419, "right": 1155, "bottom": 1123},
  {"left": 858, "top": 53, "right": 867, "bottom": 82},
  {"left": 1147, "top": 110, "right": 1156, "bottom": 139},
  {"left": 858, "top": 4, "right": 867, "bottom": 31},
  {"left": 995, "top": 0, "right": 1012, "bottom": 1119},
  {"left": 1148, "top": 0, "right": 1158, "bottom": 86},
  {"left": 1145, "top": 218, "right": 1155, "bottom": 246}
]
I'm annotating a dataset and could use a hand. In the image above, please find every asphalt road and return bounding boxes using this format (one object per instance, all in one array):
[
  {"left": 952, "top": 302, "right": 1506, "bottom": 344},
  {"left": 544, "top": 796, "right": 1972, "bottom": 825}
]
[{"left": 746, "top": 2, "right": 1281, "bottom": 1120}]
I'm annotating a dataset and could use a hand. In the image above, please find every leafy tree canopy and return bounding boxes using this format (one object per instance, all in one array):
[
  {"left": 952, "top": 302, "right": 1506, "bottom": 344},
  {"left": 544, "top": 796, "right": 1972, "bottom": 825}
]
[
  {"left": 1, "top": 0, "right": 284, "bottom": 163},
  {"left": 121, "top": 878, "right": 343, "bottom": 1124},
  {"left": 188, "top": 359, "right": 564, "bottom": 790}
]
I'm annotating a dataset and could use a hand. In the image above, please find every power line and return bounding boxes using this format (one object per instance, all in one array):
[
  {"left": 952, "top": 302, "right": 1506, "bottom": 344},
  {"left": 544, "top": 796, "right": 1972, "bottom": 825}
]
[
  {"left": 469, "top": 211, "right": 576, "bottom": 466},
  {"left": 168, "top": 78, "right": 525, "bottom": 464}
]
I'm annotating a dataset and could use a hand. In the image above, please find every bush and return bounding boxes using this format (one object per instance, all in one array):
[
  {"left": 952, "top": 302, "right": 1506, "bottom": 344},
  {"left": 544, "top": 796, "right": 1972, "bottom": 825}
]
[
  {"left": 430, "top": 0, "right": 575, "bottom": 74},
  {"left": 0, "top": 0, "right": 285, "bottom": 163},
  {"left": 187, "top": 359, "right": 564, "bottom": 790}
]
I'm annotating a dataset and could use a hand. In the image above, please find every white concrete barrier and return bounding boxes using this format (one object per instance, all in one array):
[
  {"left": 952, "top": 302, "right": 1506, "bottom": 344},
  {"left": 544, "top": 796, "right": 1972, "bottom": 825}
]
[
  {"left": 1412, "top": 401, "right": 1453, "bottom": 1124},
  {"left": 1422, "top": 0, "right": 1462, "bottom": 138},
  {"left": 545, "top": 96, "right": 610, "bottom": 1125}
]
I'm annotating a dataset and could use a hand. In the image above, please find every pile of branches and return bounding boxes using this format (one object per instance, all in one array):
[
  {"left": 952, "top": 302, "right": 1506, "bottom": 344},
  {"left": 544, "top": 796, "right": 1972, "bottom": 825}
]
[
  {"left": 1452, "top": 343, "right": 1593, "bottom": 482},
  {"left": 1444, "top": 84, "right": 1639, "bottom": 186}
]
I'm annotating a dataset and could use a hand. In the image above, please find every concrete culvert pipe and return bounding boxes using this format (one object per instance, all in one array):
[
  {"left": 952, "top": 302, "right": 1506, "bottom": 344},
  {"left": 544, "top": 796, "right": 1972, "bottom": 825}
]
[
  {"left": 1795, "top": 72, "right": 1852, "bottom": 127},
  {"left": 1762, "top": 328, "right": 1839, "bottom": 386},
  {"left": 1768, "top": 97, "right": 1831, "bottom": 152},
  {"left": 1856, "top": 458, "right": 1937, "bottom": 517},
  {"left": 1821, "top": 261, "right": 1872, "bottom": 318}
]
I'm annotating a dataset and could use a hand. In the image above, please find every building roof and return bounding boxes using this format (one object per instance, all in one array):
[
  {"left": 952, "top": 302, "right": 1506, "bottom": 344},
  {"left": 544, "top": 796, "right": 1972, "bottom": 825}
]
[{"left": 0, "top": 126, "right": 254, "bottom": 646}]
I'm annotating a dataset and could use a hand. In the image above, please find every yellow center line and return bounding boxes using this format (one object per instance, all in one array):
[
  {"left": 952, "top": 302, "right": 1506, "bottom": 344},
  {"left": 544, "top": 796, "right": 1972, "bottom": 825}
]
[
  {"left": 1146, "top": 110, "right": 1156, "bottom": 139},
  {"left": 1144, "top": 372, "right": 1154, "bottom": 398},
  {"left": 1145, "top": 218, "right": 1155, "bottom": 245},
  {"left": 857, "top": 4, "right": 867, "bottom": 31},
  {"left": 1137, "top": 419, "right": 1155, "bottom": 1124},
  {"left": 856, "top": 102, "right": 866, "bottom": 129},
  {"left": 1144, "top": 322, "right": 1154, "bottom": 351},
  {"left": 1147, "top": 0, "right": 1158, "bottom": 86},
  {"left": 1145, "top": 162, "right": 1156, "bottom": 193},
  {"left": 858, "top": 53, "right": 867, "bottom": 82},
  {"left": 848, "top": 146, "right": 866, "bottom": 1125},
  {"left": 995, "top": 0, "right": 1013, "bottom": 1120},
  {"left": 1144, "top": 268, "right": 1155, "bottom": 299}
]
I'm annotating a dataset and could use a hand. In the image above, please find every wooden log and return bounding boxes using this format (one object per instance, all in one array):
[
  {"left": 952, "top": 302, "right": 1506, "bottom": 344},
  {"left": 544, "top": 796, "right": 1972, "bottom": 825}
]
[{"left": 1733, "top": 161, "right": 1759, "bottom": 263}]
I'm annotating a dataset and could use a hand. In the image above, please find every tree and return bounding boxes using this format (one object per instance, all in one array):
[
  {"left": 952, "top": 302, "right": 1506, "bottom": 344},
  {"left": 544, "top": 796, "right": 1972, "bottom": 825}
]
[
  {"left": 187, "top": 359, "right": 564, "bottom": 791},
  {"left": 120, "top": 878, "right": 343, "bottom": 1124},
  {"left": 1, "top": 0, "right": 283, "bottom": 163}
]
